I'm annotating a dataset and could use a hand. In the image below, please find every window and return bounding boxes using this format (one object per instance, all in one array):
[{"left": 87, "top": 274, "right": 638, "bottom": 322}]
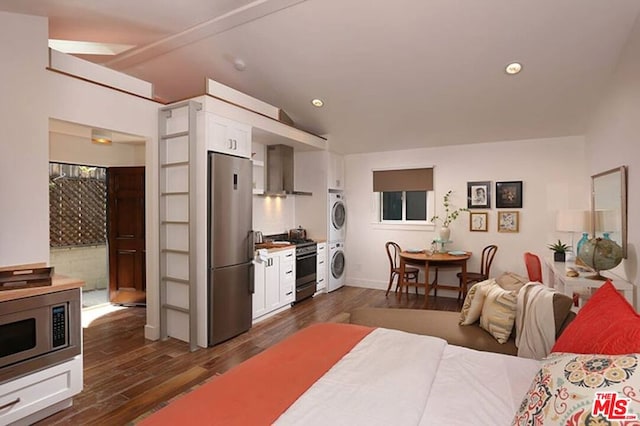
[
  {"left": 373, "top": 167, "right": 433, "bottom": 225},
  {"left": 381, "top": 191, "right": 427, "bottom": 222}
]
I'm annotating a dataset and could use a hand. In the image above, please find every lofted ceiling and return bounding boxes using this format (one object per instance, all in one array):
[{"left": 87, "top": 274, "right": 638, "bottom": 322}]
[{"left": 2, "top": 0, "right": 639, "bottom": 154}]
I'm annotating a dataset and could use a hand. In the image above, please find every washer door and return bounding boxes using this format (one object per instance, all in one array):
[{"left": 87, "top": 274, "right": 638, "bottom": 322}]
[
  {"left": 331, "top": 250, "right": 345, "bottom": 279},
  {"left": 331, "top": 201, "right": 346, "bottom": 230}
]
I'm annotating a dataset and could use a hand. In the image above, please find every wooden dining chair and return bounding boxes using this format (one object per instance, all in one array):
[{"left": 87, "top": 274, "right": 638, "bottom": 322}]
[
  {"left": 456, "top": 245, "right": 498, "bottom": 301},
  {"left": 524, "top": 252, "right": 543, "bottom": 283},
  {"left": 385, "top": 242, "right": 419, "bottom": 296}
]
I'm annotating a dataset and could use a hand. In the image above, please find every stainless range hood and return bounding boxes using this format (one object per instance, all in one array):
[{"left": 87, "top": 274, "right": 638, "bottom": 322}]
[{"left": 265, "top": 144, "right": 312, "bottom": 196}]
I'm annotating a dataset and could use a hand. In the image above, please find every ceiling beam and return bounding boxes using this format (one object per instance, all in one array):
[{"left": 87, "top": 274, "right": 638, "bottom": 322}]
[{"left": 105, "top": 0, "right": 307, "bottom": 70}]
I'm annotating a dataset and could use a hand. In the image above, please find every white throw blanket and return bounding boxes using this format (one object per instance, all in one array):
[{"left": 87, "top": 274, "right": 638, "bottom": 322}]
[{"left": 515, "top": 282, "right": 557, "bottom": 359}]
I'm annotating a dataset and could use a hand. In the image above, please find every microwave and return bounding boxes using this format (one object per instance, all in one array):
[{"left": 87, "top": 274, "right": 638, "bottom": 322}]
[{"left": 0, "top": 289, "right": 81, "bottom": 384}]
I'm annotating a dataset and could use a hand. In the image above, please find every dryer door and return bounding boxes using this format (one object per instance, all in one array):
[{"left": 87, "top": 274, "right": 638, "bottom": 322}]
[
  {"left": 331, "top": 249, "right": 345, "bottom": 279},
  {"left": 331, "top": 200, "right": 346, "bottom": 230}
]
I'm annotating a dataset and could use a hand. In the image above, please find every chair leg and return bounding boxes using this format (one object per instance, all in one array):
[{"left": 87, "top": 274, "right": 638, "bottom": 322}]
[
  {"left": 385, "top": 271, "right": 396, "bottom": 296},
  {"left": 433, "top": 268, "right": 439, "bottom": 298}
]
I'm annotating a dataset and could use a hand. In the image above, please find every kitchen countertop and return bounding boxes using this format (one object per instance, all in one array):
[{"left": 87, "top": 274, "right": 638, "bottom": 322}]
[
  {"left": 0, "top": 274, "right": 85, "bottom": 303},
  {"left": 255, "top": 242, "right": 295, "bottom": 252}
]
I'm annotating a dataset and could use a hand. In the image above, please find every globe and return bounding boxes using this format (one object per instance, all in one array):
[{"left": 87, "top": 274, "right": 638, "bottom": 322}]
[{"left": 577, "top": 237, "right": 623, "bottom": 279}]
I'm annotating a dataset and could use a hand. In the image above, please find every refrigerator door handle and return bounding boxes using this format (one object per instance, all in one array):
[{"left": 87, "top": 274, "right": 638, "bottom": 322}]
[
  {"left": 249, "top": 230, "right": 255, "bottom": 260},
  {"left": 249, "top": 263, "right": 255, "bottom": 294}
]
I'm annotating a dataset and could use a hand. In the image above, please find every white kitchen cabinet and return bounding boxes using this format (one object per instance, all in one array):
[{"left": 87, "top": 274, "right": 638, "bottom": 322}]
[
  {"left": 253, "top": 247, "right": 295, "bottom": 321},
  {"left": 251, "top": 142, "right": 266, "bottom": 195},
  {"left": 316, "top": 242, "right": 327, "bottom": 292},
  {"left": 0, "top": 355, "right": 82, "bottom": 426},
  {"left": 279, "top": 249, "right": 295, "bottom": 304},
  {"left": 206, "top": 112, "right": 251, "bottom": 158},
  {"left": 253, "top": 251, "right": 280, "bottom": 319}
]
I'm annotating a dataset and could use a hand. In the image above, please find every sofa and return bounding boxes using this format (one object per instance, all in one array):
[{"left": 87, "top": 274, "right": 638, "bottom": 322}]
[{"left": 330, "top": 291, "right": 575, "bottom": 356}]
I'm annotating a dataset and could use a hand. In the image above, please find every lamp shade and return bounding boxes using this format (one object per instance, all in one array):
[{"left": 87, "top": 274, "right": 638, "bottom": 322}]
[{"left": 556, "top": 210, "right": 590, "bottom": 232}]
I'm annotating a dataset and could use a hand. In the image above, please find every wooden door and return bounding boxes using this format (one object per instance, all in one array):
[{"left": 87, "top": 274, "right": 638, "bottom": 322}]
[{"left": 108, "top": 167, "right": 146, "bottom": 305}]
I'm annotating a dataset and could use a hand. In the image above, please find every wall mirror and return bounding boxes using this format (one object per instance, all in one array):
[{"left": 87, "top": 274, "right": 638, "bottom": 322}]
[{"left": 591, "top": 166, "right": 628, "bottom": 258}]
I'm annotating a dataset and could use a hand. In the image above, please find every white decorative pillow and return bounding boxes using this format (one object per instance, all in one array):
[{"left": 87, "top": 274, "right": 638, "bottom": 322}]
[
  {"left": 495, "top": 272, "right": 529, "bottom": 292},
  {"left": 459, "top": 279, "right": 494, "bottom": 325},
  {"left": 479, "top": 283, "right": 517, "bottom": 343},
  {"left": 513, "top": 353, "right": 640, "bottom": 425}
]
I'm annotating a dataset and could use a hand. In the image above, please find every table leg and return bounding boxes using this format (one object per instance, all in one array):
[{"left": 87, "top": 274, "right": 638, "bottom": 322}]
[{"left": 423, "top": 261, "right": 430, "bottom": 309}]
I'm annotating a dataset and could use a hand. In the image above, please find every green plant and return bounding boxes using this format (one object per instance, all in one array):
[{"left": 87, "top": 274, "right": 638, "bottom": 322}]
[
  {"left": 430, "top": 190, "right": 467, "bottom": 227},
  {"left": 547, "top": 239, "right": 571, "bottom": 253}
]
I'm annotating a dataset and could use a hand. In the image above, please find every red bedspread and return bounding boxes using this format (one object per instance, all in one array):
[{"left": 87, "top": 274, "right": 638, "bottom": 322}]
[{"left": 140, "top": 323, "right": 374, "bottom": 425}]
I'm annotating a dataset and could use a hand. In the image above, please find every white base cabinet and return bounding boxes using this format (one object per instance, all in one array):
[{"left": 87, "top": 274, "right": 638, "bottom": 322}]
[
  {"left": 316, "top": 242, "right": 327, "bottom": 292},
  {"left": 253, "top": 248, "right": 296, "bottom": 322},
  {"left": 0, "top": 355, "right": 83, "bottom": 426}
]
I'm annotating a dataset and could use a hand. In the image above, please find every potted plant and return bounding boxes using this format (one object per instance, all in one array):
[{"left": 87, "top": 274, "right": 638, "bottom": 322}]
[
  {"left": 430, "top": 190, "right": 467, "bottom": 241},
  {"left": 548, "top": 239, "right": 571, "bottom": 262}
]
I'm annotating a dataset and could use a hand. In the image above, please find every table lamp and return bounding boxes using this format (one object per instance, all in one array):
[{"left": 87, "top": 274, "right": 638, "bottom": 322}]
[{"left": 555, "top": 210, "right": 590, "bottom": 257}]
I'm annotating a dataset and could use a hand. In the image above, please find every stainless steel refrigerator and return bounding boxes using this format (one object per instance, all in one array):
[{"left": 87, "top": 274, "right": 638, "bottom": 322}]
[{"left": 208, "top": 152, "right": 253, "bottom": 346}]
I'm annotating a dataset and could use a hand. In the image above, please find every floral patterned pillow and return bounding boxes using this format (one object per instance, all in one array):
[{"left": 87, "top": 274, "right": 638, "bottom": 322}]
[{"left": 513, "top": 353, "right": 640, "bottom": 425}]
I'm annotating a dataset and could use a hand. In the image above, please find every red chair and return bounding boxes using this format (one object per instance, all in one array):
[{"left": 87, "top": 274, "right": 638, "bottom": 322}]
[{"left": 524, "top": 252, "right": 543, "bottom": 283}]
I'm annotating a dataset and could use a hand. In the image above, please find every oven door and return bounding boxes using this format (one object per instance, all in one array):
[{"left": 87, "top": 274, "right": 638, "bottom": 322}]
[
  {"left": 296, "top": 252, "right": 317, "bottom": 287},
  {"left": 0, "top": 306, "right": 51, "bottom": 369},
  {"left": 0, "top": 289, "right": 81, "bottom": 383}
]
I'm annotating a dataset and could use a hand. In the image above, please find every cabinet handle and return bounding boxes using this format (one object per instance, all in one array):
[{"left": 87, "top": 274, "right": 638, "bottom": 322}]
[
  {"left": 319, "top": 261, "right": 324, "bottom": 265},
  {"left": 228, "top": 139, "right": 233, "bottom": 149},
  {"left": 233, "top": 139, "right": 237, "bottom": 150},
  {"left": 286, "top": 271, "right": 293, "bottom": 275},
  {"left": 0, "top": 398, "right": 20, "bottom": 411},
  {"left": 286, "top": 291, "right": 293, "bottom": 296}
]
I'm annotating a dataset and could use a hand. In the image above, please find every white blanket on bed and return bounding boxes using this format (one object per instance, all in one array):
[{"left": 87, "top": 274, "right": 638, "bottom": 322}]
[{"left": 275, "top": 328, "right": 540, "bottom": 426}]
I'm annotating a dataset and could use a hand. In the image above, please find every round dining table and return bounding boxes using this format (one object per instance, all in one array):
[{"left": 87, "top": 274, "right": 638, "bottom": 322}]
[{"left": 398, "top": 250, "right": 472, "bottom": 308}]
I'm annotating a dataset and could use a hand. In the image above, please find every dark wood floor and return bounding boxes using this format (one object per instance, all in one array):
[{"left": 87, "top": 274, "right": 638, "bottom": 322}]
[{"left": 37, "top": 286, "right": 460, "bottom": 425}]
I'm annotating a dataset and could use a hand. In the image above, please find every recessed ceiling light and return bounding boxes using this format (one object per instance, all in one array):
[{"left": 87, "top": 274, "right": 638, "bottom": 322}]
[
  {"left": 505, "top": 62, "right": 523, "bottom": 75},
  {"left": 91, "top": 129, "right": 112, "bottom": 145},
  {"left": 311, "top": 98, "right": 324, "bottom": 107}
]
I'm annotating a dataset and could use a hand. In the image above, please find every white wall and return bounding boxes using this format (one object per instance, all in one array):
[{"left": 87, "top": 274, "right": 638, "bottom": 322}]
[
  {"left": 0, "top": 12, "right": 50, "bottom": 266},
  {"left": 50, "top": 133, "right": 145, "bottom": 166},
  {"left": 344, "top": 136, "right": 589, "bottom": 291},
  {"left": 586, "top": 14, "right": 640, "bottom": 288},
  {"left": 253, "top": 195, "right": 296, "bottom": 235},
  {"left": 0, "top": 11, "right": 161, "bottom": 340}
]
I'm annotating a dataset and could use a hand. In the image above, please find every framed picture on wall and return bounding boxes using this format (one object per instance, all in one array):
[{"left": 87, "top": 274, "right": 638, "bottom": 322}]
[
  {"left": 469, "top": 212, "right": 488, "bottom": 232},
  {"left": 467, "top": 181, "right": 491, "bottom": 209},
  {"left": 498, "top": 211, "right": 519, "bottom": 233},
  {"left": 496, "top": 181, "right": 523, "bottom": 208}
]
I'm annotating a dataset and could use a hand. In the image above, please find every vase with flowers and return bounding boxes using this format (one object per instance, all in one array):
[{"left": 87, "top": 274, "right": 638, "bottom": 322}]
[{"left": 430, "top": 190, "right": 467, "bottom": 243}]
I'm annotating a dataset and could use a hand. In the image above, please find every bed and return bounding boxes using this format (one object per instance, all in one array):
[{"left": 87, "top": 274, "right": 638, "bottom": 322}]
[
  {"left": 139, "top": 323, "right": 540, "bottom": 425},
  {"left": 140, "top": 281, "right": 640, "bottom": 425}
]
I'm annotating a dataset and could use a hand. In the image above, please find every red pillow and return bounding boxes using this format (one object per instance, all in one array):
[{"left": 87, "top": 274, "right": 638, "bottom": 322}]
[{"left": 551, "top": 280, "right": 640, "bottom": 354}]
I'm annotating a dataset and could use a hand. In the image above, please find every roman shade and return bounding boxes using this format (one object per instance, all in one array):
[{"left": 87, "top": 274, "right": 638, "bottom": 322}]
[{"left": 373, "top": 168, "right": 433, "bottom": 192}]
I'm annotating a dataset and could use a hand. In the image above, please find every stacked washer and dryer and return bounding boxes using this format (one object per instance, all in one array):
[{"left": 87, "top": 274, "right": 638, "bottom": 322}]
[{"left": 328, "top": 190, "right": 346, "bottom": 292}]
